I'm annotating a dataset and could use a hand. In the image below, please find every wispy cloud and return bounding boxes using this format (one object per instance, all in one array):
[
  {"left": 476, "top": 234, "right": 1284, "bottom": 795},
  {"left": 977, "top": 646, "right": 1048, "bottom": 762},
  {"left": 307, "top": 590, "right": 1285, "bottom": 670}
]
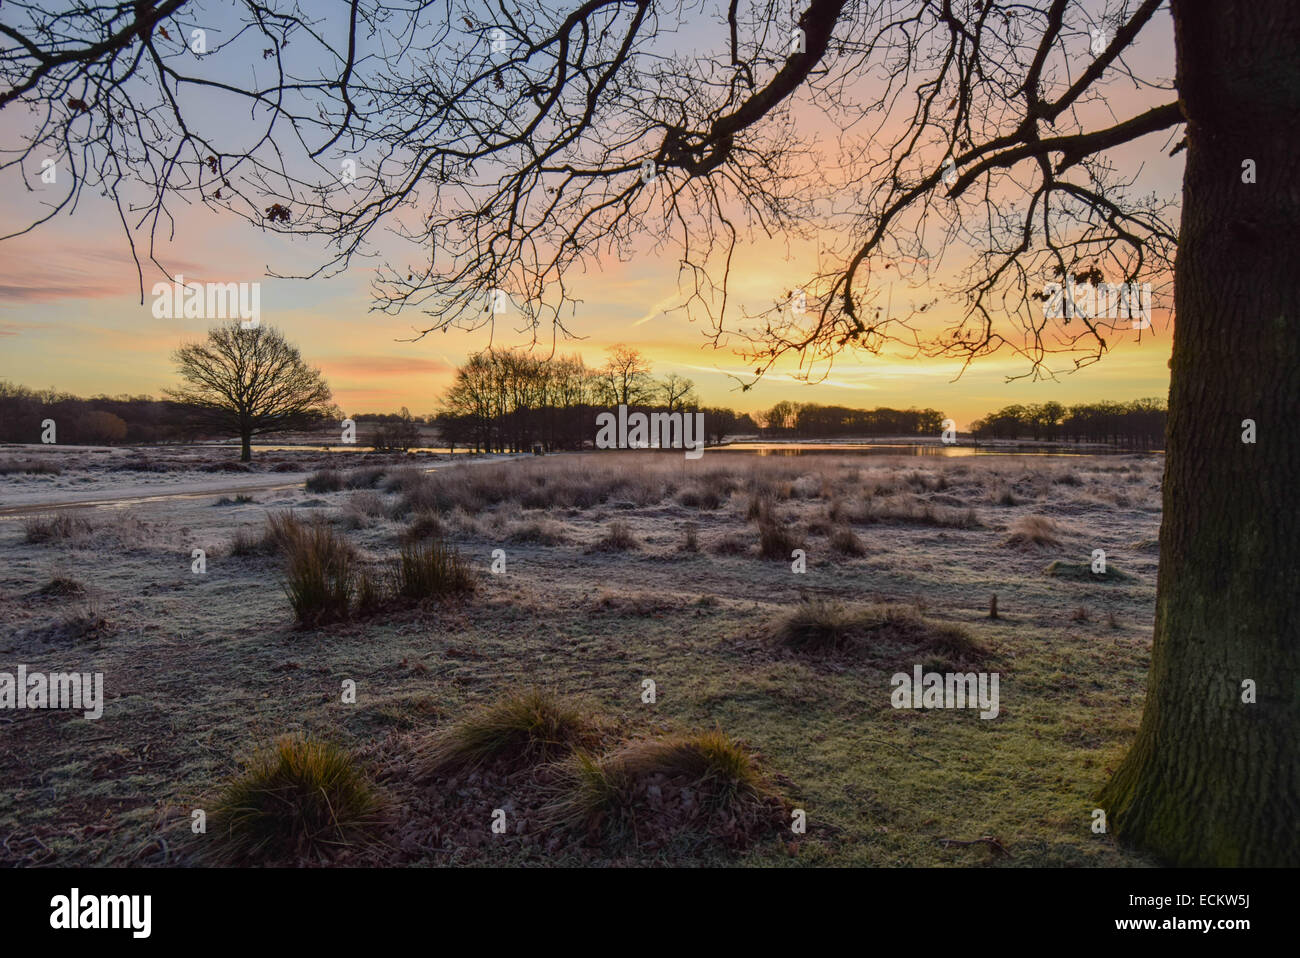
[{"left": 320, "top": 356, "right": 454, "bottom": 376}]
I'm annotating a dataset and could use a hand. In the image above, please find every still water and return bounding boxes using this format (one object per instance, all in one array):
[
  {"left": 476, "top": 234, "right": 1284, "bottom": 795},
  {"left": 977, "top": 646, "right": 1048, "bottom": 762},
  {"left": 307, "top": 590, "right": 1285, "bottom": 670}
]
[{"left": 245, "top": 442, "right": 1157, "bottom": 457}]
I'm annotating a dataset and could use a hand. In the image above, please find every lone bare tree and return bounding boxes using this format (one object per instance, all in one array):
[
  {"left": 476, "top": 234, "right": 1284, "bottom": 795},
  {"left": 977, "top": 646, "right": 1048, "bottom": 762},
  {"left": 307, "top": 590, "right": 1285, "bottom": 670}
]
[
  {"left": 166, "top": 324, "right": 334, "bottom": 461},
  {"left": 2, "top": 0, "right": 1296, "bottom": 864}
]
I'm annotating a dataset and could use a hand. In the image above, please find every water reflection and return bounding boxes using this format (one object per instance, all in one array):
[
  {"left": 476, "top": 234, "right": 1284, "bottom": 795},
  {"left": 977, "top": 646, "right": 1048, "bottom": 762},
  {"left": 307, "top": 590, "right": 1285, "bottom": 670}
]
[{"left": 713, "top": 443, "right": 1158, "bottom": 457}]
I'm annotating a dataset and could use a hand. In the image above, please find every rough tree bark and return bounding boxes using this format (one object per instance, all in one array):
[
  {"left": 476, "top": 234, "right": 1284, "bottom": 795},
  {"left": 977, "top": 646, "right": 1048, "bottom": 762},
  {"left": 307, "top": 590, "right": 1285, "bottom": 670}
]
[{"left": 1098, "top": 0, "right": 1300, "bottom": 865}]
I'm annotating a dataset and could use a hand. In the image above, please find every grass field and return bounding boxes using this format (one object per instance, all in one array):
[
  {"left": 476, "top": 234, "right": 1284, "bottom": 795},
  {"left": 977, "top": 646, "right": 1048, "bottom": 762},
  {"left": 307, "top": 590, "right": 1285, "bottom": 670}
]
[{"left": 0, "top": 448, "right": 1164, "bottom": 866}]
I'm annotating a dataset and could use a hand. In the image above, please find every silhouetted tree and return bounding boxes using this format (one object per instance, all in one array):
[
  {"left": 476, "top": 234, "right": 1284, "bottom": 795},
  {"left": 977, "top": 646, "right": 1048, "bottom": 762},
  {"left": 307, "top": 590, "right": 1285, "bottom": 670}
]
[{"left": 165, "top": 324, "right": 333, "bottom": 461}]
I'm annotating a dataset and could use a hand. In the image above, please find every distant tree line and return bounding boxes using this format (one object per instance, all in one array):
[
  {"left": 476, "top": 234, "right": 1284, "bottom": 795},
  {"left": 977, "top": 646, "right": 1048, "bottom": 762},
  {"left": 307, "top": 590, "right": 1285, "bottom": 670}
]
[
  {"left": 1, "top": 363, "right": 1167, "bottom": 453},
  {"left": 0, "top": 381, "right": 182, "bottom": 443},
  {"left": 968, "top": 399, "right": 1166, "bottom": 448},
  {"left": 432, "top": 344, "right": 757, "bottom": 453},
  {"left": 758, "top": 400, "right": 946, "bottom": 438},
  {"left": 0, "top": 378, "right": 335, "bottom": 447}
]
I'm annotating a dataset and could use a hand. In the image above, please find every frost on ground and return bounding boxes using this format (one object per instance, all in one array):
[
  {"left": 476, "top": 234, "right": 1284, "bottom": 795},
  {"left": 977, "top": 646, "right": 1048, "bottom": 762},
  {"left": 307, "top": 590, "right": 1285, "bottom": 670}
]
[{"left": 0, "top": 449, "right": 1164, "bottom": 866}]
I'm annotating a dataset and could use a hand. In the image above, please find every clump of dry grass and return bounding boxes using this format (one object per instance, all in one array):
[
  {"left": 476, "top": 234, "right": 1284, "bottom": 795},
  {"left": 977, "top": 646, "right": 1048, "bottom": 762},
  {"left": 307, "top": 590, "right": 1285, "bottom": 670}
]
[
  {"left": 710, "top": 532, "right": 750, "bottom": 556},
  {"left": 33, "top": 603, "right": 110, "bottom": 643},
  {"left": 264, "top": 511, "right": 307, "bottom": 553},
  {"left": 590, "top": 590, "right": 677, "bottom": 615},
  {"left": 680, "top": 521, "right": 699, "bottom": 553},
  {"left": 31, "top": 575, "right": 86, "bottom": 598},
  {"left": 417, "top": 689, "right": 604, "bottom": 776},
  {"left": 1003, "top": 514, "right": 1062, "bottom": 549},
  {"left": 903, "top": 470, "right": 949, "bottom": 493},
  {"left": 281, "top": 521, "right": 357, "bottom": 626},
  {"left": 678, "top": 484, "right": 722, "bottom": 510},
  {"left": 392, "top": 538, "right": 475, "bottom": 601},
  {"left": 383, "top": 466, "right": 426, "bottom": 495},
  {"left": 544, "top": 730, "right": 786, "bottom": 849},
  {"left": 208, "top": 736, "right": 387, "bottom": 863},
  {"left": 213, "top": 494, "right": 256, "bottom": 507},
  {"left": 401, "top": 511, "right": 444, "bottom": 543},
  {"left": 746, "top": 493, "right": 775, "bottom": 521},
  {"left": 343, "top": 466, "right": 387, "bottom": 489},
  {"left": 829, "top": 526, "right": 866, "bottom": 556},
  {"left": 342, "top": 491, "right": 386, "bottom": 528},
  {"left": 773, "top": 597, "right": 986, "bottom": 663},
  {"left": 228, "top": 525, "right": 266, "bottom": 556},
  {"left": 393, "top": 457, "right": 674, "bottom": 517},
  {"left": 758, "top": 517, "right": 804, "bottom": 560},
  {"left": 864, "top": 496, "right": 980, "bottom": 529},
  {"left": 506, "top": 519, "right": 568, "bottom": 545},
  {"left": 22, "top": 512, "right": 93, "bottom": 544},
  {"left": 988, "top": 482, "right": 1021, "bottom": 506},
  {"left": 0, "top": 458, "right": 61, "bottom": 475},
  {"left": 589, "top": 520, "right": 639, "bottom": 552},
  {"left": 304, "top": 468, "right": 345, "bottom": 493},
  {"left": 1043, "top": 559, "right": 1132, "bottom": 582}
]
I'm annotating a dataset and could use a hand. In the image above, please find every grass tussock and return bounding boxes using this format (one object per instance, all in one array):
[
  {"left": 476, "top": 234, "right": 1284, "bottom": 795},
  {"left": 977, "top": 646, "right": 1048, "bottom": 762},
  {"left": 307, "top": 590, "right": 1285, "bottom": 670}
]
[
  {"left": 589, "top": 520, "right": 639, "bottom": 552},
  {"left": 773, "top": 597, "right": 986, "bottom": 664},
  {"left": 213, "top": 494, "right": 256, "bottom": 506},
  {"left": 829, "top": 526, "right": 866, "bottom": 556},
  {"left": 31, "top": 575, "right": 86, "bottom": 598},
  {"left": 710, "top": 532, "right": 751, "bottom": 556},
  {"left": 282, "top": 521, "right": 356, "bottom": 626},
  {"left": 545, "top": 730, "right": 786, "bottom": 850},
  {"left": 342, "top": 491, "right": 386, "bottom": 528},
  {"left": 38, "top": 604, "right": 110, "bottom": 643},
  {"left": 758, "top": 517, "right": 804, "bottom": 560},
  {"left": 392, "top": 539, "right": 475, "bottom": 601},
  {"left": 418, "top": 689, "right": 605, "bottom": 776},
  {"left": 1003, "top": 515, "right": 1063, "bottom": 549},
  {"left": 264, "top": 511, "right": 308, "bottom": 554},
  {"left": 506, "top": 519, "right": 568, "bottom": 545},
  {"left": 865, "top": 497, "right": 980, "bottom": 529},
  {"left": 0, "top": 458, "right": 61, "bottom": 475},
  {"left": 401, "top": 511, "right": 445, "bottom": 543},
  {"left": 22, "top": 512, "right": 93, "bottom": 544},
  {"left": 343, "top": 466, "right": 387, "bottom": 490},
  {"left": 304, "top": 468, "right": 345, "bottom": 493},
  {"left": 208, "top": 737, "right": 387, "bottom": 863},
  {"left": 1043, "top": 559, "right": 1133, "bottom": 582}
]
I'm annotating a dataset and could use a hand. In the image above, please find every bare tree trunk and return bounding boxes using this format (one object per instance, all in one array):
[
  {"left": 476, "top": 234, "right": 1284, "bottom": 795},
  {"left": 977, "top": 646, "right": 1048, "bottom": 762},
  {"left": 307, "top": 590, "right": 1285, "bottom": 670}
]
[
  {"left": 240, "top": 428, "right": 252, "bottom": 463},
  {"left": 1099, "top": 0, "right": 1300, "bottom": 865}
]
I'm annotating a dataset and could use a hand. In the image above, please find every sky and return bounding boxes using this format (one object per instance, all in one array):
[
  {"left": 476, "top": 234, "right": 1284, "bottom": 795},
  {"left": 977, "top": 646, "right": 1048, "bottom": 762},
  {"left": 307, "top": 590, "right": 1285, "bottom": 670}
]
[{"left": 0, "top": 0, "right": 1180, "bottom": 429}]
